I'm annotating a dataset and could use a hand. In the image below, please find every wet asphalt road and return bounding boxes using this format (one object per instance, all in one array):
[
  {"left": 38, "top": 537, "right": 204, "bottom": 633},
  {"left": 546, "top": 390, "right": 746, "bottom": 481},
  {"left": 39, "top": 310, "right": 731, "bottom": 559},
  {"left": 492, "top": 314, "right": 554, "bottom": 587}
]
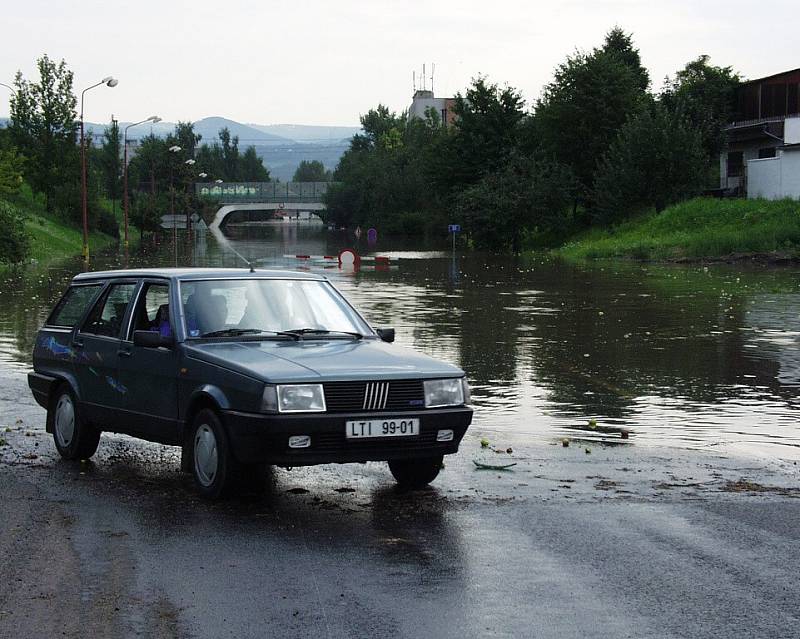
[{"left": 2, "top": 370, "right": 800, "bottom": 638}]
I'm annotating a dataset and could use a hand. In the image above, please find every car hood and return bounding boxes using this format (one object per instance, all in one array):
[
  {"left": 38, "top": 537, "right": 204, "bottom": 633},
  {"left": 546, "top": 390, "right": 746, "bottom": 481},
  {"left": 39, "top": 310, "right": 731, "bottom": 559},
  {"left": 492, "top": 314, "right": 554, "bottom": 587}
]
[{"left": 184, "top": 338, "right": 464, "bottom": 382}]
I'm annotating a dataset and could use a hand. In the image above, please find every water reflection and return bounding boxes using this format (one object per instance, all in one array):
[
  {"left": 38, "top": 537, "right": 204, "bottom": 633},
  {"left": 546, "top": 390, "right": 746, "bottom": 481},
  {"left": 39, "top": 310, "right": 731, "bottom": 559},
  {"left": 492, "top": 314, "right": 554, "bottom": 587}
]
[{"left": 3, "top": 222, "right": 800, "bottom": 455}]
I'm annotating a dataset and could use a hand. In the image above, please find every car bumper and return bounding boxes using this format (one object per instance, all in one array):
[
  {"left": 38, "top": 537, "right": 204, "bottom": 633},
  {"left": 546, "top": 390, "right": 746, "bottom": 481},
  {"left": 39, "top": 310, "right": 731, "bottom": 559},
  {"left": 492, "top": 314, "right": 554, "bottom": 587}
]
[
  {"left": 28, "top": 372, "right": 57, "bottom": 410},
  {"left": 221, "top": 407, "right": 473, "bottom": 465}
]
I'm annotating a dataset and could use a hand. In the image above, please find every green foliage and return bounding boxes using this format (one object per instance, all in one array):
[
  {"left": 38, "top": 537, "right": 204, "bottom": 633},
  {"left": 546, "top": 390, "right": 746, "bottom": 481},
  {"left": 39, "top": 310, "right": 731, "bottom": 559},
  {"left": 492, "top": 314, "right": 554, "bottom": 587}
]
[
  {"left": 194, "top": 127, "right": 270, "bottom": 182},
  {"left": 429, "top": 77, "right": 525, "bottom": 192},
  {"left": 559, "top": 198, "right": 800, "bottom": 260},
  {"left": 8, "top": 55, "right": 79, "bottom": 218},
  {"left": 0, "top": 200, "right": 31, "bottom": 264},
  {"left": 293, "top": 160, "right": 331, "bottom": 182},
  {"left": 592, "top": 103, "right": 707, "bottom": 225},
  {"left": 660, "top": 55, "right": 741, "bottom": 158},
  {"left": 456, "top": 153, "right": 577, "bottom": 252},
  {"left": 534, "top": 29, "right": 649, "bottom": 200},
  {"left": 0, "top": 147, "right": 25, "bottom": 197},
  {"left": 325, "top": 105, "right": 446, "bottom": 231}
]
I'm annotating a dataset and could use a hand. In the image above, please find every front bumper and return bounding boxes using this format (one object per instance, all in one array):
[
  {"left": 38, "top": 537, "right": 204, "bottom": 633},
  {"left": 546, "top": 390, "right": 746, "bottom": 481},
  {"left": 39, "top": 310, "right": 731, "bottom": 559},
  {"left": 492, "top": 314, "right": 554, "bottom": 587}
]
[{"left": 222, "top": 407, "right": 473, "bottom": 465}]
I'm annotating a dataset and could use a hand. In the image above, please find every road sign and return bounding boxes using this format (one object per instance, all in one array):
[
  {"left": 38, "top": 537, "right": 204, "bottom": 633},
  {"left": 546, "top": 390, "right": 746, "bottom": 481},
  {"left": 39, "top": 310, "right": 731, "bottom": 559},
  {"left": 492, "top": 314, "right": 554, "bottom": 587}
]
[{"left": 448, "top": 224, "right": 461, "bottom": 233}]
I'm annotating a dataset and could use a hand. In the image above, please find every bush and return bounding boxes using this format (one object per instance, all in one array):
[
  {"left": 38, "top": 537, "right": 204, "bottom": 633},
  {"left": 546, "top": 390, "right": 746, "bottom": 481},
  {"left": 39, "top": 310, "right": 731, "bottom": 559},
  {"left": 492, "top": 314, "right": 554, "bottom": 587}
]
[
  {"left": 0, "top": 200, "right": 31, "bottom": 263},
  {"left": 96, "top": 208, "right": 120, "bottom": 239}
]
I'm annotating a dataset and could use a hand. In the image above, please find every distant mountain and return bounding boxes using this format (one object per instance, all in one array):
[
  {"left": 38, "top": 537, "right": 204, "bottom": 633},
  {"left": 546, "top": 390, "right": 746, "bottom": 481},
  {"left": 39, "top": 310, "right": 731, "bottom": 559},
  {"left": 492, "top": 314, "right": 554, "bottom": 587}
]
[
  {"left": 192, "top": 117, "right": 292, "bottom": 145},
  {"left": 247, "top": 123, "right": 361, "bottom": 144}
]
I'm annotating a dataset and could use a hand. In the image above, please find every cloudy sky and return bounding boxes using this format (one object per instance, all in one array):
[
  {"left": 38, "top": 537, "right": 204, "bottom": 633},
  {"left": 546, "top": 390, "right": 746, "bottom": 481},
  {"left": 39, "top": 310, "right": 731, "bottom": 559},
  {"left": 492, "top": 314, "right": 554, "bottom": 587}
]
[{"left": 1, "top": 0, "right": 797, "bottom": 126}]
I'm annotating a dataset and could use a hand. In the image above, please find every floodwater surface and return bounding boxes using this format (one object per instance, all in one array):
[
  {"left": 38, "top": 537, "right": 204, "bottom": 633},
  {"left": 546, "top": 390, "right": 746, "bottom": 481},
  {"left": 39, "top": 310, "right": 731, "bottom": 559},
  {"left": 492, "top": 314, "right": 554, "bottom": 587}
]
[{"left": 3, "top": 222, "right": 800, "bottom": 458}]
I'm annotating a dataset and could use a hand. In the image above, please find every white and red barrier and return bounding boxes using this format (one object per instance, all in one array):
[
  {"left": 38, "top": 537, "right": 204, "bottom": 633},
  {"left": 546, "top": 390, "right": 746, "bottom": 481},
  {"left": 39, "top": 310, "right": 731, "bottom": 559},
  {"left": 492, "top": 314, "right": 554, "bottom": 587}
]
[{"left": 281, "top": 249, "right": 398, "bottom": 270}]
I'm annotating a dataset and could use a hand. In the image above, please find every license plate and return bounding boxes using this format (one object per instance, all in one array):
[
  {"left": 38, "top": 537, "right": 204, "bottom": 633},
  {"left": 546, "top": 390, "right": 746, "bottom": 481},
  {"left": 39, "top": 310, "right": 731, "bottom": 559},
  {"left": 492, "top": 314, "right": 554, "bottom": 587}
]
[{"left": 345, "top": 418, "right": 420, "bottom": 439}]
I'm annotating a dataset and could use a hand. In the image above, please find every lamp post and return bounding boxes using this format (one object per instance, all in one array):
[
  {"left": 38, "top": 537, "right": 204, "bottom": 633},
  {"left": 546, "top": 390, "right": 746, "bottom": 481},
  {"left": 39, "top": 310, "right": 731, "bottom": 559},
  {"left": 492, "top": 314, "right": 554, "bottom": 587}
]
[
  {"left": 169, "top": 145, "right": 181, "bottom": 265},
  {"left": 0, "top": 82, "right": 12, "bottom": 92},
  {"left": 80, "top": 76, "right": 118, "bottom": 263},
  {"left": 123, "top": 115, "right": 160, "bottom": 248},
  {"left": 184, "top": 158, "right": 196, "bottom": 233}
]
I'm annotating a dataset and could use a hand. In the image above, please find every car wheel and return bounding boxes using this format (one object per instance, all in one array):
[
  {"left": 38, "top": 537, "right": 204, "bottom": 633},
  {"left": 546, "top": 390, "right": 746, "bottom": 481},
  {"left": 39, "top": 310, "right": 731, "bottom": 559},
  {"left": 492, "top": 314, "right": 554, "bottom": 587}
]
[
  {"left": 191, "top": 408, "right": 237, "bottom": 499},
  {"left": 388, "top": 455, "right": 444, "bottom": 490},
  {"left": 51, "top": 385, "right": 101, "bottom": 460}
]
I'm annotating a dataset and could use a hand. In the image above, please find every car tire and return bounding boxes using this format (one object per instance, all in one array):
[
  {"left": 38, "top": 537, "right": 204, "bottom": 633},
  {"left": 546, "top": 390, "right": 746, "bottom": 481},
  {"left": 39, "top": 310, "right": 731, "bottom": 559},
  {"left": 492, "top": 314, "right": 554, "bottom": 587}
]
[
  {"left": 388, "top": 455, "right": 444, "bottom": 490},
  {"left": 51, "top": 385, "right": 101, "bottom": 461},
  {"left": 191, "top": 408, "right": 237, "bottom": 499}
]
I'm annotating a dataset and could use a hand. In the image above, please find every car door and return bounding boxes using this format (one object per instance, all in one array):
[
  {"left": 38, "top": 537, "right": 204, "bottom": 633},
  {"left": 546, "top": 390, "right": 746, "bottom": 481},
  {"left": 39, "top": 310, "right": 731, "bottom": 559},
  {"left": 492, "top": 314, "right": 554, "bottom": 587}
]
[
  {"left": 117, "top": 280, "right": 181, "bottom": 444},
  {"left": 72, "top": 280, "right": 138, "bottom": 427}
]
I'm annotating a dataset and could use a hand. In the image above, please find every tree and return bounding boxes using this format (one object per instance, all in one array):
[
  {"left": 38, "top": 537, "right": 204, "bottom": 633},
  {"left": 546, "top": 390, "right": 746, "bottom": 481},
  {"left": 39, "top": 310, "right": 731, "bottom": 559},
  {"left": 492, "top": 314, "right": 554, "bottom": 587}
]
[
  {"left": 457, "top": 152, "right": 577, "bottom": 252},
  {"left": 100, "top": 118, "right": 121, "bottom": 201},
  {"left": 592, "top": 103, "right": 707, "bottom": 225},
  {"left": 661, "top": 55, "right": 740, "bottom": 159},
  {"left": 534, "top": 30, "right": 649, "bottom": 203},
  {"left": 428, "top": 77, "right": 525, "bottom": 192},
  {"left": 293, "top": 160, "right": 330, "bottom": 182},
  {"left": 240, "top": 146, "right": 270, "bottom": 181},
  {"left": 602, "top": 26, "right": 650, "bottom": 92},
  {"left": 0, "top": 200, "right": 30, "bottom": 264},
  {"left": 9, "top": 55, "right": 79, "bottom": 217}
]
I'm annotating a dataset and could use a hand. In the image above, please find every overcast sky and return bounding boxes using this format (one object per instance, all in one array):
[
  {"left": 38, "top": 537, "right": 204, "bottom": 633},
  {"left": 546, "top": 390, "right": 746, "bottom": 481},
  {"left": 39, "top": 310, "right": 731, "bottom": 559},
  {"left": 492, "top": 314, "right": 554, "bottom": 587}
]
[{"left": 1, "top": 0, "right": 797, "bottom": 126}]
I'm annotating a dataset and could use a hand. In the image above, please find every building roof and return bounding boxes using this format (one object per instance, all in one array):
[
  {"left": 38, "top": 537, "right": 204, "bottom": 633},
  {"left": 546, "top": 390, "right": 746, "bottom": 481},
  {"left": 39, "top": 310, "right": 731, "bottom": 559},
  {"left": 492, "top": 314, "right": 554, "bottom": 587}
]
[{"left": 739, "top": 68, "right": 800, "bottom": 86}]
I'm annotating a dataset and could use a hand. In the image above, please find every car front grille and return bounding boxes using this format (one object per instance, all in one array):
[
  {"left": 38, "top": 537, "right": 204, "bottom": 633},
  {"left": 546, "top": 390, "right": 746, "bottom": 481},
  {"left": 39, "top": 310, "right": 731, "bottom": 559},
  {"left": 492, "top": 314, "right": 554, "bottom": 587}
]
[{"left": 324, "top": 379, "right": 425, "bottom": 413}]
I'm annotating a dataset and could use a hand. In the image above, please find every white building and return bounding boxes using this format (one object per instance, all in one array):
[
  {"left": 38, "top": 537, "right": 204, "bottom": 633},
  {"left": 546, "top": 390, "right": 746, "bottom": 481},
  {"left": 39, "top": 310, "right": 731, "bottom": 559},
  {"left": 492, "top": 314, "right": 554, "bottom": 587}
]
[
  {"left": 407, "top": 90, "right": 457, "bottom": 127},
  {"left": 747, "top": 116, "right": 800, "bottom": 200}
]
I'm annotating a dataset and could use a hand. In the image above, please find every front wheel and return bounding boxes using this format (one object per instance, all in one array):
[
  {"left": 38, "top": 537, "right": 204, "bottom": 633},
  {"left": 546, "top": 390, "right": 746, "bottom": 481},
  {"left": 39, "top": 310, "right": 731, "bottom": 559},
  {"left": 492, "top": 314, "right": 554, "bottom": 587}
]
[
  {"left": 388, "top": 456, "right": 443, "bottom": 490},
  {"left": 50, "top": 386, "right": 100, "bottom": 460}
]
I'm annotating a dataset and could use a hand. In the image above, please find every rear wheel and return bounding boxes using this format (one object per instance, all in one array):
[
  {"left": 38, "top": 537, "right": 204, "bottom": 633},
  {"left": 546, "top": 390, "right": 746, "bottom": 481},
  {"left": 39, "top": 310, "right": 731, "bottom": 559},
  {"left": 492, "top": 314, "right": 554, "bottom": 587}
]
[
  {"left": 51, "top": 386, "right": 100, "bottom": 460},
  {"left": 388, "top": 456, "right": 443, "bottom": 490}
]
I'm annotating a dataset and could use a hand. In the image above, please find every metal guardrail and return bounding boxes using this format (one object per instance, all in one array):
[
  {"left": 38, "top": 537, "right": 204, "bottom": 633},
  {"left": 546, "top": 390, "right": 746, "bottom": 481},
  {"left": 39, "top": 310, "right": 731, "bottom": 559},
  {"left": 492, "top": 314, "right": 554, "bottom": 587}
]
[{"left": 195, "top": 181, "right": 335, "bottom": 203}]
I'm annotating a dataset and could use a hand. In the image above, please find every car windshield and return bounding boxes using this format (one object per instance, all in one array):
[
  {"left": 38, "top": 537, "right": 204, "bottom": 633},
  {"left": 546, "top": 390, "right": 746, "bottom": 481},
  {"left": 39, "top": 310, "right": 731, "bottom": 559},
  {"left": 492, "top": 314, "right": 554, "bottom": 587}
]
[{"left": 180, "top": 278, "right": 370, "bottom": 338}]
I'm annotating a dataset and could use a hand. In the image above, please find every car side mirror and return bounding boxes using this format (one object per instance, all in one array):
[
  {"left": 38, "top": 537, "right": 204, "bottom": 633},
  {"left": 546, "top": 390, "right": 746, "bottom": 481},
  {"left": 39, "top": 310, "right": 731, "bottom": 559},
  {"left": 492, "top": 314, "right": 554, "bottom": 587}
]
[
  {"left": 376, "top": 327, "right": 395, "bottom": 343},
  {"left": 133, "top": 330, "right": 174, "bottom": 349}
]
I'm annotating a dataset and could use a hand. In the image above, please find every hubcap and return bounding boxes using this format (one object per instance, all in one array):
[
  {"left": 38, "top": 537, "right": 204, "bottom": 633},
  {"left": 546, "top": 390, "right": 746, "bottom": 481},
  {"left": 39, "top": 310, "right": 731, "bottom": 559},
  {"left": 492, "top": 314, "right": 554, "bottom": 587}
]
[
  {"left": 54, "top": 394, "right": 75, "bottom": 449},
  {"left": 194, "top": 424, "right": 219, "bottom": 487}
]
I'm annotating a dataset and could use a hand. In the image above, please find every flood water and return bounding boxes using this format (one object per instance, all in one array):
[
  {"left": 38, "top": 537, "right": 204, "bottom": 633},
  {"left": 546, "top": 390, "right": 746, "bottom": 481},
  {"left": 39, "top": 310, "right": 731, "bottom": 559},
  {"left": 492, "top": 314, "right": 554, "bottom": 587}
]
[{"left": 3, "top": 221, "right": 800, "bottom": 458}]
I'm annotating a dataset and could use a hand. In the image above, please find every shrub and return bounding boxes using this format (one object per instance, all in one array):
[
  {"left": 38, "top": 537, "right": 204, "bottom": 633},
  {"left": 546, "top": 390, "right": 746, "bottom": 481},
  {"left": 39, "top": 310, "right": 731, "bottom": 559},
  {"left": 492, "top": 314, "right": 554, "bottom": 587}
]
[{"left": 0, "top": 200, "right": 31, "bottom": 263}]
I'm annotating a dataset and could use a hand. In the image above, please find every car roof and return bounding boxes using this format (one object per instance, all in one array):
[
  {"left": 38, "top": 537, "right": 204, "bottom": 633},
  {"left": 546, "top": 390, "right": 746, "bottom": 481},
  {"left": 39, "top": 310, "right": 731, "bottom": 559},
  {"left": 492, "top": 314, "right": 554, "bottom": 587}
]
[{"left": 72, "top": 267, "right": 326, "bottom": 283}]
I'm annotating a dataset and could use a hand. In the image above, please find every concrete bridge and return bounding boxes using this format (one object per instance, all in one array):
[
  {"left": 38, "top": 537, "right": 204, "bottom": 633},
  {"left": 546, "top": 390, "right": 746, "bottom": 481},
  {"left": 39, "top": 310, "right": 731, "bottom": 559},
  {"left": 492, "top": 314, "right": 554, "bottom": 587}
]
[{"left": 195, "top": 181, "right": 332, "bottom": 231}]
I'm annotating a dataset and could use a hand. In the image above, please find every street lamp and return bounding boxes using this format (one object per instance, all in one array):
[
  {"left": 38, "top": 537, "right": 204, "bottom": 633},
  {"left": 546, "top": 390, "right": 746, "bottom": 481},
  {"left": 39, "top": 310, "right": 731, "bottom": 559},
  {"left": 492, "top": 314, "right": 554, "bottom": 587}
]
[
  {"left": 0, "top": 82, "right": 12, "bottom": 92},
  {"left": 80, "top": 75, "right": 118, "bottom": 262},
  {"left": 123, "top": 115, "right": 160, "bottom": 248},
  {"left": 198, "top": 172, "right": 208, "bottom": 179},
  {"left": 169, "top": 145, "right": 182, "bottom": 263},
  {"left": 214, "top": 179, "right": 223, "bottom": 184},
  {"left": 183, "top": 159, "right": 196, "bottom": 232}
]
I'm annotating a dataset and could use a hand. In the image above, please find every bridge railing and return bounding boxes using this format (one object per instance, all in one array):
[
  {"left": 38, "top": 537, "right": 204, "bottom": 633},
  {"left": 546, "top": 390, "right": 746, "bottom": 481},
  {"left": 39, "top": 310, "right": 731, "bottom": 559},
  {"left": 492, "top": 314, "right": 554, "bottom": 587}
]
[{"left": 195, "top": 181, "right": 335, "bottom": 203}]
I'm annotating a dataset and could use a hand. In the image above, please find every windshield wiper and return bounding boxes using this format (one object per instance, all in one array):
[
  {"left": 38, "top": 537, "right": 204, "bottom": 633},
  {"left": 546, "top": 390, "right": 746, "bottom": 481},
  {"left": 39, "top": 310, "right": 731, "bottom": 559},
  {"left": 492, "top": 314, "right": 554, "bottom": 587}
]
[
  {"left": 201, "top": 328, "right": 299, "bottom": 339},
  {"left": 283, "top": 328, "right": 363, "bottom": 339}
]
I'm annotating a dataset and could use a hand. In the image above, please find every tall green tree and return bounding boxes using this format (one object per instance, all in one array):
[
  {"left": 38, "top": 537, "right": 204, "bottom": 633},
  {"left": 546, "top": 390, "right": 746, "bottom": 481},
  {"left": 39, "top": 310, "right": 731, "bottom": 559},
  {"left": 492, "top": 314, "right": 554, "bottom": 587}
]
[
  {"left": 428, "top": 77, "right": 525, "bottom": 192},
  {"left": 9, "top": 55, "right": 79, "bottom": 217},
  {"left": 661, "top": 55, "right": 740, "bottom": 159},
  {"left": 534, "top": 29, "right": 649, "bottom": 204},
  {"left": 100, "top": 118, "right": 122, "bottom": 201},
  {"left": 293, "top": 160, "right": 330, "bottom": 182},
  {"left": 240, "top": 146, "right": 270, "bottom": 181},
  {"left": 592, "top": 103, "right": 707, "bottom": 225}
]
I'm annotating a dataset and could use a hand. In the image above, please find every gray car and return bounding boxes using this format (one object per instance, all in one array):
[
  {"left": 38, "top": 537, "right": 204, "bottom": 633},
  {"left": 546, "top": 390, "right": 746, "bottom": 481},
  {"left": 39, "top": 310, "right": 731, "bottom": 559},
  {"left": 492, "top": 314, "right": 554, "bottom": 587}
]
[{"left": 28, "top": 268, "right": 473, "bottom": 498}]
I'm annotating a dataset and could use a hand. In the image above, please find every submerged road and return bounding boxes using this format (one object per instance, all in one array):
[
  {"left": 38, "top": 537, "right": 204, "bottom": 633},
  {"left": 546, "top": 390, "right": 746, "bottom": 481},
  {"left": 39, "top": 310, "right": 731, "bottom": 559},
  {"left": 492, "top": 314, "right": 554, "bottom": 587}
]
[{"left": 1, "top": 369, "right": 799, "bottom": 639}]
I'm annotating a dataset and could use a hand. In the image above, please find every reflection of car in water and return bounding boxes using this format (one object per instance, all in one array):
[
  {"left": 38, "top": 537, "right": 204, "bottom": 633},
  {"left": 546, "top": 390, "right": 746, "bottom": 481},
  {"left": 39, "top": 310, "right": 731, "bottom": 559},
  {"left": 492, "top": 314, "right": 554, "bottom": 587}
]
[{"left": 28, "top": 268, "right": 473, "bottom": 499}]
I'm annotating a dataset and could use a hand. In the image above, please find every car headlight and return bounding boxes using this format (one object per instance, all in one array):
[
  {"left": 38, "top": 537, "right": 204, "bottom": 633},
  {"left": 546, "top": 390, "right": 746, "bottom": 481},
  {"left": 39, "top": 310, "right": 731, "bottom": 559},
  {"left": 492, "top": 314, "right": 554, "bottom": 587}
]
[
  {"left": 424, "top": 378, "right": 465, "bottom": 408},
  {"left": 276, "top": 384, "right": 326, "bottom": 413}
]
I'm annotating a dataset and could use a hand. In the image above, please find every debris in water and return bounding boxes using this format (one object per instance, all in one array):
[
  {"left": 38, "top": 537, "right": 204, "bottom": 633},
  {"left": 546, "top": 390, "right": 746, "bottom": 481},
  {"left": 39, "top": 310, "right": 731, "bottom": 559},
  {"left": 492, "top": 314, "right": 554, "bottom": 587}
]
[
  {"left": 588, "top": 419, "right": 597, "bottom": 430},
  {"left": 480, "top": 438, "right": 490, "bottom": 448},
  {"left": 473, "top": 460, "right": 517, "bottom": 471},
  {"left": 620, "top": 429, "right": 630, "bottom": 439},
  {"left": 286, "top": 487, "right": 310, "bottom": 494},
  {"left": 585, "top": 447, "right": 592, "bottom": 454},
  {"left": 561, "top": 438, "right": 570, "bottom": 447}
]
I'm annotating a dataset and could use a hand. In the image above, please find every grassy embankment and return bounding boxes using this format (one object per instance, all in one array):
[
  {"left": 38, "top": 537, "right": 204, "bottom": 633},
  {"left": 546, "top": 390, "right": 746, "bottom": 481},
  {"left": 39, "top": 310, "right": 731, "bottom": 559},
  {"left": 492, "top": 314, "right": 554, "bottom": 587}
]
[
  {"left": 5, "top": 189, "right": 120, "bottom": 264},
  {"left": 557, "top": 198, "right": 800, "bottom": 261}
]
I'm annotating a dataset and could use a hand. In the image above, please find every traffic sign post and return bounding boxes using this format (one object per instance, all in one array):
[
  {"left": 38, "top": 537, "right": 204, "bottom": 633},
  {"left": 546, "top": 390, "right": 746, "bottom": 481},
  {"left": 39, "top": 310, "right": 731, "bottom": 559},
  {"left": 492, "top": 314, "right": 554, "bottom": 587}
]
[{"left": 448, "top": 224, "right": 461, "bottom": 253}]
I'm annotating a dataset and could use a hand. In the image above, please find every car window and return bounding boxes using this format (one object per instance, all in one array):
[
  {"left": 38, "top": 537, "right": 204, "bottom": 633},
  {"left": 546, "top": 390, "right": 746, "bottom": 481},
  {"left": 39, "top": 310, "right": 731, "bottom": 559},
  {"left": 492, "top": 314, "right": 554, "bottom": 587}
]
[
  {"left": 47, "top": 284, "right": 103, "bottom": 328},
  {"left": 180, "top": 279, "right": 368, "bottom": 337},
  {"left": 81, "top": 283, "right": 137, "bottom": 338},
  {"left": 129, "top": 283, "right": 172, "bottom": 339}
]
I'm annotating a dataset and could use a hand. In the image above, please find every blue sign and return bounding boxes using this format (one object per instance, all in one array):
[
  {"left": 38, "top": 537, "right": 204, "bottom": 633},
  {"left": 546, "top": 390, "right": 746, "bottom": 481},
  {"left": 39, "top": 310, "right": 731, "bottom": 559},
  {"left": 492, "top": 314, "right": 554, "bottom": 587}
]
[{"left": 448, "top": 224, "right": 461, "bottom": 233}]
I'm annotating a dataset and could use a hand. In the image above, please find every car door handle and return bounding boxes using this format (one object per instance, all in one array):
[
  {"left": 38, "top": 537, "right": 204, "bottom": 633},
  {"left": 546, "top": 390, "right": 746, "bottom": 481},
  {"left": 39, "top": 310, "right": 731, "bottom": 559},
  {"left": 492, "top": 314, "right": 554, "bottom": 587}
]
[
  {"left": 118, "top": 349, "right": 132, "bottom": 357},
  {"left": 72, "top": 340, "right": 84, "bottom": 349}
]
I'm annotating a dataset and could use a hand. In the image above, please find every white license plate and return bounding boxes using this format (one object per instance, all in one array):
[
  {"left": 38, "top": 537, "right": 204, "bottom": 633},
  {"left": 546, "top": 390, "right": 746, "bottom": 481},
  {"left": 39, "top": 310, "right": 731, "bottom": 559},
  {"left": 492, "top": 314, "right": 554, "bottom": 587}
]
[{"left": 345, "top": 418, "right": 420, "bottom": 439}]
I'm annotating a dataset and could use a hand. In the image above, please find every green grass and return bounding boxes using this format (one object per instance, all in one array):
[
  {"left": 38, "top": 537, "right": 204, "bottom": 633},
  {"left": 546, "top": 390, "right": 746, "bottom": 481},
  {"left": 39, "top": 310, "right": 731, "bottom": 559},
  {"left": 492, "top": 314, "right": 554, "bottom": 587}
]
[
  {"left": 24, "top": 214, "right": 117, "bottom": 262},
  {"left": 556, "top": 198, "right": 800, "bottom": 261}
]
